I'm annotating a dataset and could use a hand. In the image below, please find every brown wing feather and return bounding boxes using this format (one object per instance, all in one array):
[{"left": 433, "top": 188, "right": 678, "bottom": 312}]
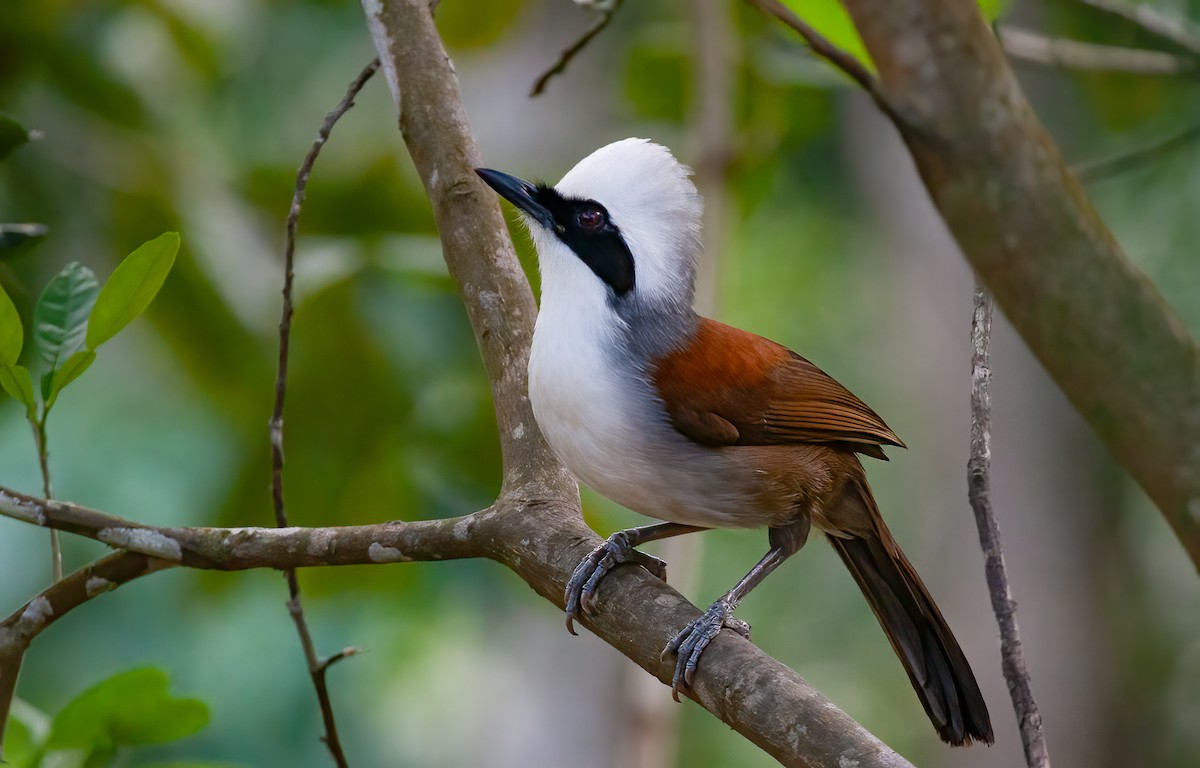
[{"left": 652, "top": 318, "right": 904, "bottom": 459}]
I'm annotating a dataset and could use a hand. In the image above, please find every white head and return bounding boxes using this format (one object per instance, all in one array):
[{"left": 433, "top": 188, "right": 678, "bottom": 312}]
[{"left": 476, "top": 138, "right": 704, "bottom": 317}]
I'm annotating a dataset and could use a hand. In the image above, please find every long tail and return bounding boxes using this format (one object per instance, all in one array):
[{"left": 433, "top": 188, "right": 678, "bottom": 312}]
[{"left": 827, "top": 479, "right": 994, "bottom": 746}]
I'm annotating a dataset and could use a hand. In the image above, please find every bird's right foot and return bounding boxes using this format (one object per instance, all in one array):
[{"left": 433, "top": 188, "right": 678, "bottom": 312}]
[
  {"left": 564, "top": 530, "right": 668, "bottom": 634},
  {"left": 662, "top": 597, "right": 751, "bottom": 700}
]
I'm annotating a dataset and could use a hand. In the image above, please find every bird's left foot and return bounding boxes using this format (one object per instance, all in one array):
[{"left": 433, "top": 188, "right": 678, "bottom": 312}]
[
  {"left": 662, "top": 598, "right": 752, "bottom": 701},
  {"left": 564, "top": 530, "right": 668, "bottom": 635}
]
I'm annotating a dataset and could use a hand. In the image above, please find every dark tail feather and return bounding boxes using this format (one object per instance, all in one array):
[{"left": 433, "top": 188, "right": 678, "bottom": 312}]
[{"left": 828, "top": 485, "right": 994, "bottom": 746}]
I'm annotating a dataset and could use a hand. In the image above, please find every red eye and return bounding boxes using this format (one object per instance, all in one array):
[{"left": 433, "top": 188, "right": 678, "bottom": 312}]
[{"left": 577, "top": 206, "right": 604, "bottom": 231}]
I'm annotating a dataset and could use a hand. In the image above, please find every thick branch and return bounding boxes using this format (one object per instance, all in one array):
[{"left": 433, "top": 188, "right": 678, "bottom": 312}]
[
  {"left": 0, "top": 487, "right": 487, "bottom": 568},
  {"left": 481, "top": 501, "right": 914, "bottom": 768},
  {"left": 363, "top": 0, "right": 560, "bottom": 495},
  {"left": 0, "top": 550, "right": 172, "bottom": 658},
  {"left": 838, "top": 0, "right": 1200, "bottom": 570}
]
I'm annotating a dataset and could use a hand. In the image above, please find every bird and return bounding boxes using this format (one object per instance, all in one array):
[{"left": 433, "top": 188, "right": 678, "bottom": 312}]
[{"left": 475, "top": 138, "right": 993, "bottom": 746}]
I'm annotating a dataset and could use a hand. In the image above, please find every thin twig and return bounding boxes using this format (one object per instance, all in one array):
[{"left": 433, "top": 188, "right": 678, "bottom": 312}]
[
  {"left": 744, "top": 0, "right": 912, "bottom": 130},
  {"left": 529, "top": 0, "right": 624, "bottom": 97},
  {"left": 273, "top": 56, "right": 378, "bottom": 768},
  {"left": 319, "top": 647, "right": 362, "bottom": 673},
  {"left": 31, "top": 418, "right": 62, "bottom": 582},
  {"left": 1074, "top": 122, "right": 1200, "bottom": 182},
  {"left": 999, "top": 25, "right": 1198, "bottom": 75},
  {"left": 968, "top": 284, "right": 1051, "bottom": 768},
  {"left": 1078, "top": 0, "right": 1200, "bottom": 57}
]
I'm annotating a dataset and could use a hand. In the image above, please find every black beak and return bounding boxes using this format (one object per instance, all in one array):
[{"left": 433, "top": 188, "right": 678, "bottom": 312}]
[{"left": 475, "top": 168, "right": 555, "bottom": 231}]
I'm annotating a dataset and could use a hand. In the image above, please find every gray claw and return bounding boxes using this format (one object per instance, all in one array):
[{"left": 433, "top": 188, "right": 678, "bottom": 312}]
[
  {"left": 662, "top": 598, "right": 749, "bottom": 700},
  {"left": 564, "top": 532, "right": 668, "bottom": 634}
]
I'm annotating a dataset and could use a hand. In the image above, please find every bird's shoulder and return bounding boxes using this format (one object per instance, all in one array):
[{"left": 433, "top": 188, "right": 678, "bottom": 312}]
[{"left": 650, "top": 317, "right": 904, "bottom": 459}]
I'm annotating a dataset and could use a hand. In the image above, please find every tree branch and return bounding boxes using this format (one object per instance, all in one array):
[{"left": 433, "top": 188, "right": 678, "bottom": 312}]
[
  {"left": 836, "top": 0, "right": 1200, "bottom": 570},
  {"left": 0, "top": 484, "right": 915, "bottom": 767},
  {"left": 968, "top": 285, "right": 1050, "bottom": 768},
  {"left": 273, "top": 56, "right": 378, "bottom": 768},
  {"left": 1074, "top": 123, "right": 1200, "bottom": 182},
  {"left": 483, "top": 502, "right": 917, "bottom": 768},
  {"left": 0, "top": 550, "right": 174, "bottom": 756},
  {"left": 363, "top": 0, "right": 560, "bottom": 495},
  {"left": 1078, "top": 0, "right": 1200, "bottom": 58},
  {"left": 997, "top": 25, "right": 1198, "bottom": 75},
  {"left": 529, "top": 0, "right": 624, "bottom": 97},
  {"left": 745, "top": 0, "right": 912, "bottom": 130},
  {"left": 0, "top": 487, "right": 487, "bottom": 568}
]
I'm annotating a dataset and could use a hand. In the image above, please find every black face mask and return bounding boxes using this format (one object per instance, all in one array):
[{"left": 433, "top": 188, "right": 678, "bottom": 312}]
[{"left": 533, "top": 186, "right": 635, "bottom": 298}]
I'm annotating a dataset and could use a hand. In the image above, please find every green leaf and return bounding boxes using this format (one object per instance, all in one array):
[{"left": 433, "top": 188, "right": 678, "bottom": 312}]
[
  {"left": 6, "top": 698, "right": 50, "bottom": 767},
  {"left": 0, "top": 116, "right": 31, "bottom": 162},
  {"left": 86, "top": 232, "right": 179, "bottom": 350},
  {"left": 33, "top": 262, "right": 98, "bottom": 399},
  {"left": 83, "top": 743, "right": 117, "bottom": 768},
  {"left": 0, "top": 279, "right": 22, "bottom": 364},
  {"left": 0, "top": 364, "right": 37, "bottom": 421},
  {"left": 2, "top": 715, "right": 35, "bottom": 768},
  {"left": 0, "top": 224, "right": 48, "bottom": 256},
  {"left": 979, "top": 0, "right": 1010, "bottom": 20},
  {"left": 10, "top": 697, "right": 51, "bottom": 742},
  {"left": 47, "top": 668, "right": 209, "bottom": 752},
  {"left": 45, "top": 349, "right": 96, "bottom": 411},
  {"left": 781, "top": 0, "right": 873, "bottom": 71},
  {"left": 436, "top": 0, "right": 522, "bottom": 48}
]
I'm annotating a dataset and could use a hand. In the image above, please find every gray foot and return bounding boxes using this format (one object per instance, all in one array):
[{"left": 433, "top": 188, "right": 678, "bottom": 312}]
[
  {"left": 564, "top": 530, "right": 667, "bottom": 635},
  {"left": 662, "top": 598, "right": 751, "bottom": 700}
]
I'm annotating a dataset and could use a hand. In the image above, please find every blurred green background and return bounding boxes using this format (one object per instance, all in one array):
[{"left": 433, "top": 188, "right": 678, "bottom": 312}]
[{"left": 1, "top": 0, "right": 1198, "bottom": 766}]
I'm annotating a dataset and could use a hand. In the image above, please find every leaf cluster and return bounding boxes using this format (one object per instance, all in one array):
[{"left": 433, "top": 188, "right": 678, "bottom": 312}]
[
  {"left": 2, "top": 668, "right": 216, "bottom": 768},
  {"left": 0, "top": 233, "right": 180, "bottom": 423}
]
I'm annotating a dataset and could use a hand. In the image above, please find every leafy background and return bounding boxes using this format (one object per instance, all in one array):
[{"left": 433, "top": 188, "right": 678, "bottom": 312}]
[{"left": 1, "top": 0, "right": 1198, "bottom": 766}]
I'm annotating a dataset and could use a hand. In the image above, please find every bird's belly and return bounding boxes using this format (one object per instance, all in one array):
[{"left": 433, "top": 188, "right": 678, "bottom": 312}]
[
  {"left": 529, "top": 340, "right": 779, "bottom": 528},
  {"left": 528, "top": 354, "right": 661, "bottom": 510}
]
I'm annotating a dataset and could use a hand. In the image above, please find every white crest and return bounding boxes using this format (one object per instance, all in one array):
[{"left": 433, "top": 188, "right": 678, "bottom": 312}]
[{"left": 529, "top": 138, "right": 704, "bottom": 311}]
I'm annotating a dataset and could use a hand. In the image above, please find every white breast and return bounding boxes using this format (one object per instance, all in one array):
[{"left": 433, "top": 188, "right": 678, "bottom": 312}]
[
  {"left": 528, "top": 304, "right": 771, "bottom": 528},
  {"left": 528, "top": 307, "right": 656, "bottom": 510}
]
